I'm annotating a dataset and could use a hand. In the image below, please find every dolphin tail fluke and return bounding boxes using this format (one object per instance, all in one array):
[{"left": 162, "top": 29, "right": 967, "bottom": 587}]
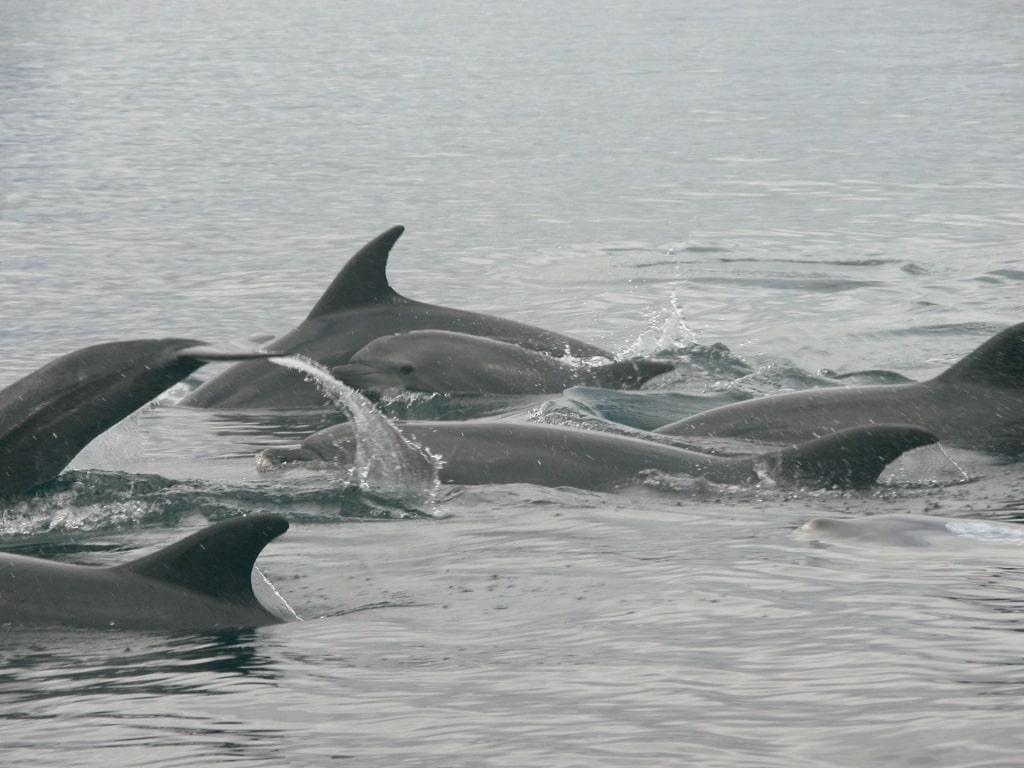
[
  {"left": 585, "top": 358, "right": 675, "bottom": 390},
  {"left": 764, "top": 425, "right": 938, "bottom": 489},
  {"left": 117, "top": 514, "right": 289, "bottom": 610},
  {"left": 0, "top": 338, "right": 256, "bottom": 499}
]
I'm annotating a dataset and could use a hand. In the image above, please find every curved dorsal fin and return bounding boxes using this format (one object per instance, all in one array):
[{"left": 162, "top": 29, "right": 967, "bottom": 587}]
[
  {"left": 307, "top": 226, "right": 406, "bottom": 319},
  {"left": 117, "top": 515, "right": 289, "bottom": 606},
  {"left": 769, "top": 424, "right": 938, "bottom": 489},
  {"left": 934, "top": 322, "right": 1024, "bottom": 389}
]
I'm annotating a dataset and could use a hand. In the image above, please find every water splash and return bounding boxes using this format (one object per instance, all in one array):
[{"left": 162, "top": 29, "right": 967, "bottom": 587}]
[
  {"left": 944, "top": 520, "right": 1024, "bottom": 543},
  {"left": 619, "top": 288, "right": 698, "bottom": 358},
  {"left": 252, "top": 567, "right": 303, "bottom": 622},
  {"left": 269, "top": 356, "right": 442, "bottom": 506},
  {"left": 879, "top": 443, "right": 973, "bottom": 487}
]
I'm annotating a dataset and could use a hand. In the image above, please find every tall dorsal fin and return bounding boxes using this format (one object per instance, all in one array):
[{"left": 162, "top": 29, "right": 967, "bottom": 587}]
[
  {"left": 934, "top": 322, "right": 1024, "bottom": 389},
  {"left": 116, "top": 515, "right": 289, "bottom": 606},
  {"left": 307, "top": 225, "right": 406, "bottom": 319}
]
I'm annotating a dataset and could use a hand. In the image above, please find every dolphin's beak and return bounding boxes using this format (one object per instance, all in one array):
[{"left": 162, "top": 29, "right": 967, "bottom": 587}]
[{"left": 330, "top": 363, "right": 384, "bottom": 384}]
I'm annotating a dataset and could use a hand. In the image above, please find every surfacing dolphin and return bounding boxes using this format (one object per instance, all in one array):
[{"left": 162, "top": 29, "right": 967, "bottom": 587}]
[
  {"left": 332, "top": 330, "right": 675, "bottom": 395},
  {"left": 655, "top": 322, "right": 1024, "bottom": 453},
  {"left": 0, "top": 514, "right": 290, "bottom": 631},
  {"left": 258, "top": 420, "right": 937, "bottom": 492},
  {"left": 0, "top": 338, "right": 271, "bottom": 499},
  {"left": 181, "top": 226, "right": 614, "bottom": 410}
]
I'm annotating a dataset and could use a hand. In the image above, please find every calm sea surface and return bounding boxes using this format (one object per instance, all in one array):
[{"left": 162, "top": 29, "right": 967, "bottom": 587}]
[{"left": 1, "top": 1, "right": 1023, "bottom": 765}]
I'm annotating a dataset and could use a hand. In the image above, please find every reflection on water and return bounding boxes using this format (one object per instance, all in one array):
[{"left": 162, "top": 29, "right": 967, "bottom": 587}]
[
  {"left": 0, "top": 628, "right": 280, "bottom": 701},
  {"left": 0, "top": 629, "right": 291, "bottom": 767}
]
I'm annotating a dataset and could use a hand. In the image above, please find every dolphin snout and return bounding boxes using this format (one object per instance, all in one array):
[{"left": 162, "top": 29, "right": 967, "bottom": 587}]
[{"left": 331, "top": 363, "right": 384, "bottom": 382}]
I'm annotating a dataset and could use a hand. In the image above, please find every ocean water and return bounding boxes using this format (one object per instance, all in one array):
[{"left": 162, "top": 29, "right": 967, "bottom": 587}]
[{"left": 1, "top": 1, "right": 1023, "bottom": 765}]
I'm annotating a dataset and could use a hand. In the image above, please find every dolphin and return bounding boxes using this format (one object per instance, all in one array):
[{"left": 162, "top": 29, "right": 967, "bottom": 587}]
[
  {"left": 654, "top": 322, "right": 1024, "bottom": 453},
  {"left": 258, "top": 421, "right": 937, "bottom": 492},
  {"left": 331, "top": 330, "right": 675, "bottom": 396},
  {"left": 180, "top": 226, "right": 614, "bottom": 410},
  {"left": 0, "top": 338, "right": 272, "bottom": 498},
  {"left": 0, "top": 514, "right": 290, "bottom": 631}
]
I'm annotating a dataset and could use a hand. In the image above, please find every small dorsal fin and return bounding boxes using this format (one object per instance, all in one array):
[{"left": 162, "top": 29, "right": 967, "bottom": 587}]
[
  {"left": 934, "top": 322, "right": 1024, "bottom": 389},
  {"left": 307, "top": 226, "right": 406, "bottom": 319},
  {"left": 116, "top": 515, "right": 289, "bottom": 606},
  {"left": 585, "top": 358, "right": 675, "bottom": 389}
]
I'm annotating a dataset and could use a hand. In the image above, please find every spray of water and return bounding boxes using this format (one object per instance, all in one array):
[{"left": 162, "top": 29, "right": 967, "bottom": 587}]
[
  {"left": 619, "top": 288, "right": 697, "bottom": 358},
  {"left": 944, "top": 520, "right": 1024, "bottom": 543},
  {"left": 879, "top": 442, "right": 973, "bottom": 487},
  {"left": 269, "top": 356, "right": 442, "bottom": 504}
]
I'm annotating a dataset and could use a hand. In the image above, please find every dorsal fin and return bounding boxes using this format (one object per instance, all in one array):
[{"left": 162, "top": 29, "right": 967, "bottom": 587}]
[
  {"left": 766, "top": 424, "right": 938, "bottom": 489},
  {"left": 934, "top": 322, "right": 1024, "bottom": 389},
  {"left": 584, "top": 358, "right": 676, "bottom": 389},
  {"left": 307, "top": 226, "right": 406, "bottom": 319},
  {"left": 116, "top": 515, "right": 289, "bottom": 606}
]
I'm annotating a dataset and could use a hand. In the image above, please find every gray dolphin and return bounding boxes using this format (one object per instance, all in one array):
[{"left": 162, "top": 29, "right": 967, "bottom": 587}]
[
  {"left": 655, "top": 322, "right": 1024, "bottom": 453},
  {"left": 259, "top": 421, "right": 937, "bottom": 491},
  {"left": 331, "top": 330, "right": 674, "bottom": 395},
  {"left": 181, "top": 226, "right": 613, "bottom": 410},
  {"left": 0, "top": 338, "right": 271, "bottom": 498},
  {"left": 0, "top": 514, "right": 290, "bottom": 631}
]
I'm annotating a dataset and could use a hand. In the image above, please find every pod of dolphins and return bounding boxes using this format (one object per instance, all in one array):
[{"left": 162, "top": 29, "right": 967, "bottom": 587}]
[{"left": 1, "top": 226, "right": 1021, "bottom": 632}]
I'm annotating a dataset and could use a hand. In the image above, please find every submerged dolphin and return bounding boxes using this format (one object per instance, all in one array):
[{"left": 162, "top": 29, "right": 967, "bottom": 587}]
[
  {"left": 181, "top": 226, "right": 614, "bottom": 410},
  {"left": 0, "top": 338, "right": 271, "bottom": 498},
  {"left": 0, "top": 514, "right": 290, "bottom": 631},
  {"left": 655, "top": 322, "right": 1024, "bottom": 453},
  {"left": 259, "top": 421, "right": 937, "bottom": 492},
  {"left": 801, "top": 514, "right": 1024, "bottom": 547},
  {"left": 332, "top": 330, "right": 675, "bottom": 395}
]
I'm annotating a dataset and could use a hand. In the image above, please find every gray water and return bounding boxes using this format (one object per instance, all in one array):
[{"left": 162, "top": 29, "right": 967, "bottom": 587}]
[{"left": 2, "top": 1, "right": 1023, "bottom": 765}]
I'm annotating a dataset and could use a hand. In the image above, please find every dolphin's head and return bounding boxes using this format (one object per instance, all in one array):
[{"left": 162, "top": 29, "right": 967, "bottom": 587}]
[
  {"left": 257, "top": 423, "right": 360, "bottom": 470},
  {"left": 333, "top": 330, "right": 530, "bottom": 395},
  {"left": 332, "top": 333, "right": 445, "bottom": 394}
]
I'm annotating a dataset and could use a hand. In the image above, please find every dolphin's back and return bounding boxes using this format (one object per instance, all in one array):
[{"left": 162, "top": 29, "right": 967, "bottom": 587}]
[
  {"left": 261, "top": 420, "right": 935, "bottom": 492},
  {"left": 655, "top": 322, "right": 1024, "bottom": 451}
]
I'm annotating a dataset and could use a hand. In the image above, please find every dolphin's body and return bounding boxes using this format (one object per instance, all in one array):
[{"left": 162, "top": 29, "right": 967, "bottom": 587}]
[
  {"left": 332, "top": 330, "right": 674, "bottom": 396},
  {"left": 259, "top": 421, "right": 937, "bottom": 492},
  {"left": 655, "top": 322, "right": 1024, "bottom": 453},
  {"left": 0, "top": 514, "right": 290, "bottom": 631},
  {"left": 181, "top": 226, "right": 613, "bottom": 410},
  {"left": 0, "top": 338, "right": 271, "bottom": 498}
]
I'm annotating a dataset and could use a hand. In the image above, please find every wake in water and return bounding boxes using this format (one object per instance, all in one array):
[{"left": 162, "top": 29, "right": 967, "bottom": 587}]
[{"left": 268, "top": 356, "right": 443, "bottom": 507}]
